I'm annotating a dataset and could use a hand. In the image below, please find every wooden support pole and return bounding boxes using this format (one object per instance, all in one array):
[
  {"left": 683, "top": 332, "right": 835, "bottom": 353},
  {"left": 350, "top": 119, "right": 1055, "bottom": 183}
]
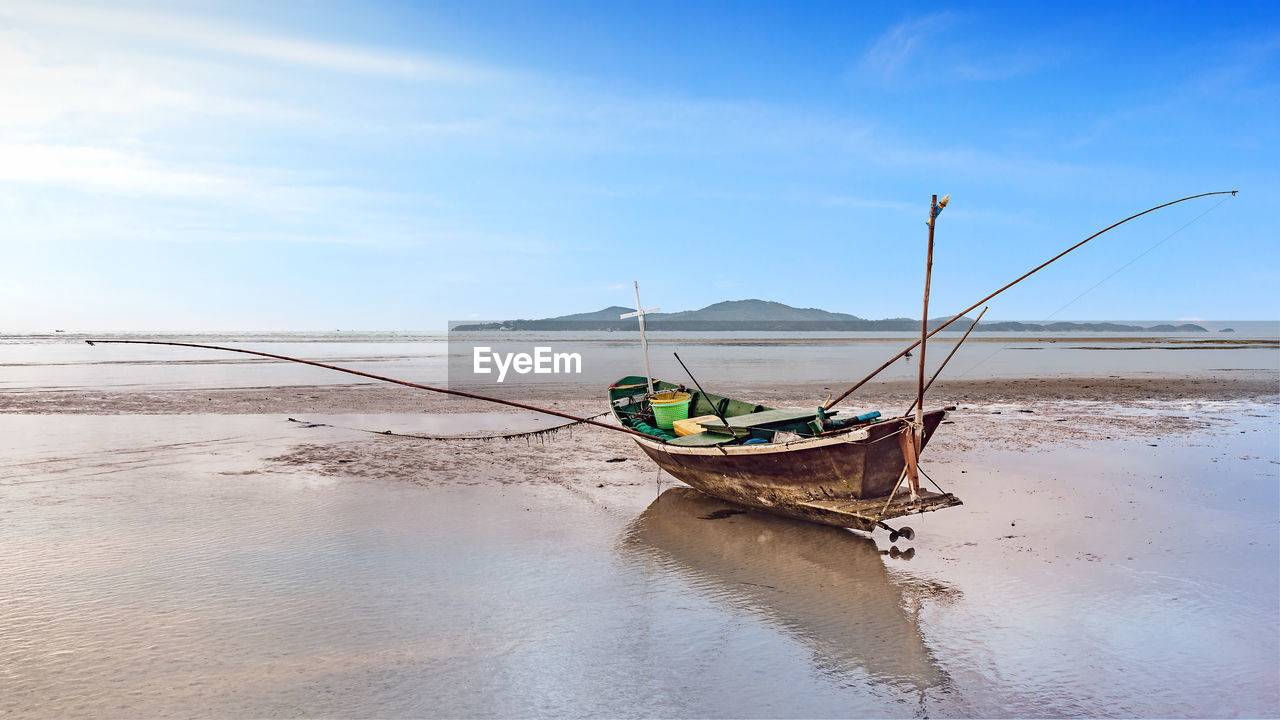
[
  {"left": 908, "top": 195, "right": 938, "bottom": 500},
  {"left": 898, "top": 419, "right": 921, "bottom": 502}
]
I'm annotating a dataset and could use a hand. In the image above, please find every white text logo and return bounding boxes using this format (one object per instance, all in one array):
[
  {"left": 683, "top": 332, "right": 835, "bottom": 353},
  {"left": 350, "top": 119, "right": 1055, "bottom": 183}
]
[{"left": 472, "top": 346, "right": 583, "bottom": 382}]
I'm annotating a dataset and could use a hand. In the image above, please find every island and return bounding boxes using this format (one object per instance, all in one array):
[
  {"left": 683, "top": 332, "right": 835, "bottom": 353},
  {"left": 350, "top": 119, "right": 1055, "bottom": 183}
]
[{"left": 452, "top": 299, "right": 1209, "bottom": 333}]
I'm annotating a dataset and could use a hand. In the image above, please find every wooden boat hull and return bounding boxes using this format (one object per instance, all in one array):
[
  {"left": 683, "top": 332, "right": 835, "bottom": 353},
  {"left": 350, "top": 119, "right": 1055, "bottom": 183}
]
[{"left": 633, "top": 410, "right": 955, "bottom": 531}]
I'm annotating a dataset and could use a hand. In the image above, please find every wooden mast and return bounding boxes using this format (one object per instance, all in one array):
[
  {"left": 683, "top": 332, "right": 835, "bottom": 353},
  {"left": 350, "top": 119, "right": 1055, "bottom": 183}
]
[
  {"left": 901, "top": 194, "right": 945, "bottom": 500},
  {"left": 916, "top": 195, "right": 937, "bottom": 434}
]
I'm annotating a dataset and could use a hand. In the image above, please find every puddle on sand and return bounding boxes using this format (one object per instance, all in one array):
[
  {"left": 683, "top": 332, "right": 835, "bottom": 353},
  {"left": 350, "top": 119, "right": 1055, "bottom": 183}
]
[{"left": 621, "top": 488, "right": 957, "bottom": 706}]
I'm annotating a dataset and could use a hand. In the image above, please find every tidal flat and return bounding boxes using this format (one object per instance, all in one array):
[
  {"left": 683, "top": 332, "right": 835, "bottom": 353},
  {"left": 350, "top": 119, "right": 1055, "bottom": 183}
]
[{"left": 1, "top": 333, "right": 1276, "bottom": 718}]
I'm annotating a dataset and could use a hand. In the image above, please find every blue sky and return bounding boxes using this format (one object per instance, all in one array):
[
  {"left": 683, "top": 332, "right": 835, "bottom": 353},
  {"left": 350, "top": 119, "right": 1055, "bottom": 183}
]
[{"left": 1, "top": 1, "right": 1276, "bottom": 330}]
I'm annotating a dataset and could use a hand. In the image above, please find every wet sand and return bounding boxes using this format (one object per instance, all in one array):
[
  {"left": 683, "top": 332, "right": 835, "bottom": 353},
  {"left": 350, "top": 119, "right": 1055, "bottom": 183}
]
[
  {"left": 2, "top": 360, "right": 1277, "bottom": 717},
  {"left": 3, "top": 372, "right": 1274, "bottom": 415}
]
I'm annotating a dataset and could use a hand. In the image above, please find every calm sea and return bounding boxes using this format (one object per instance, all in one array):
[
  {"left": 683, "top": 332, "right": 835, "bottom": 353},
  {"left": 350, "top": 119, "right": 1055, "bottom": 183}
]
[{"left": 1, "top": 327, "right": 1276, "bottom": 392}]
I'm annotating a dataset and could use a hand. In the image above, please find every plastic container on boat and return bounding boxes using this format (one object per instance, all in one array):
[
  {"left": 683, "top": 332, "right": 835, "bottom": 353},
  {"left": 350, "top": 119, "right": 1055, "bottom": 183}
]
[{"left": 650, "top": 391, "right": 692, "bottom": 429}]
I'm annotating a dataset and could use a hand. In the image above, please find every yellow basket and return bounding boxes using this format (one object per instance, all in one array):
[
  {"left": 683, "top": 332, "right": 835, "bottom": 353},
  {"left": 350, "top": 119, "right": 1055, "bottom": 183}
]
[{"left": 649, "top": 391, "right": 692, "bottom": 429}]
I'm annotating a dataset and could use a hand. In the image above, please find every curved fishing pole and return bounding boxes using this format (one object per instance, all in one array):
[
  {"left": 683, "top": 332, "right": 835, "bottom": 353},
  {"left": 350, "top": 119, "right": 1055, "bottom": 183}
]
[
  {"left": 83, "top": 339, "right": 653, "bottom": 440},
  {"left": 825, "top": 190, "right": 1237, "bottom": 410}
]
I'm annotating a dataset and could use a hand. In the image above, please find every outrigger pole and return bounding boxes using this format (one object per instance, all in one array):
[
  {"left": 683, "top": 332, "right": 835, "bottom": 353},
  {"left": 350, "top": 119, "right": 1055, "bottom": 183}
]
[
  {"left": 824, "top": 190, "right": 1237, "bottom": 411},
  {"left": 903, "top": 306, "right": 987, "bottom": 417},
  {"left": 83, "top": 340, "right": 656, "bottom": 440}
]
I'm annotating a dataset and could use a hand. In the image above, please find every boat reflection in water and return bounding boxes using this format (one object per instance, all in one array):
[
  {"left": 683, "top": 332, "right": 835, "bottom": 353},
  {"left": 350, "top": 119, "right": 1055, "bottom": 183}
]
[{"left": 620, "top": 487, "right": 958, "bottom": 705}]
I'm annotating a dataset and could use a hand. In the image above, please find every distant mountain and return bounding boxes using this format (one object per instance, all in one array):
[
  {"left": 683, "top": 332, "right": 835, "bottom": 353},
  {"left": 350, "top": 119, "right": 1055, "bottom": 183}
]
[
  {"left": 977, "top": 321, "right": 1208, "bottom": 333},
  {"left": 545, "top": 306, "right": 638, "bottom": 322},
  {"left": 659, "top": 299, "right": 864, "bottom": 323},
  {"left": 451, "top": 300, "right": 1208, "bottom": 332}
]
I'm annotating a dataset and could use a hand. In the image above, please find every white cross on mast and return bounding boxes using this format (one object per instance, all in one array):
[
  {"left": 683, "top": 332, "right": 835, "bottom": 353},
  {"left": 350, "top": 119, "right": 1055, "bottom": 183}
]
[{"left": 620, "top": 280, "right": 660, "bottom": 395}]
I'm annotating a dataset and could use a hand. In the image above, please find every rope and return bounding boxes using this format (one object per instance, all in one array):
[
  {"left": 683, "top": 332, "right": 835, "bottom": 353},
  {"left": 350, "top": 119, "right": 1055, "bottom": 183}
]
[
  {"left": 917, "top": 464, "right": 948, "bottom": 495},
  {"left": 1053, "top": 195, "right": 1232, "bottom": 318},
  {"left": 876, "top": 466, "right": 910, "bottom": 519},
  {"left": 952, "top": 194, "right": 1233, "bottom": 381},
  {"left": 287, "top": 411, "right": 612, "bottom": 441}
]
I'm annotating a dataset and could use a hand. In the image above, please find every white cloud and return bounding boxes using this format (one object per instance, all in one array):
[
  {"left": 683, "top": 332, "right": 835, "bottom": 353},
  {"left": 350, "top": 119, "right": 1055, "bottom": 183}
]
[
  {"left": 860, "top": 12, "right": 954, "bottom": 82},
  {"left": 0, "top": 143, "right": 239, "bottom": 195},
  {"left": 858, "top": 12, "right": 1059, "bottom": 87},
  {"left": 0, "top": 0, "right": 1101, "bottom": 258},
  {"left": 0, "top": 2, "right": 498, "bottom": 83},
  {"left": 0, "top": 29, "right": 332, "bottom": 140},
  {"left": 0, "top": 2, "right": 975, "bottom": 179}
]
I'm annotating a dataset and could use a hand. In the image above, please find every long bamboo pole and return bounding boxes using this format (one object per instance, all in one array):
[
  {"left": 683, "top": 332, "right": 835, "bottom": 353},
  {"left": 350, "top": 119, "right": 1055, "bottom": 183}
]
[
  {"left": 915, "top": 194, "right": 937, "bottom": 449},
  {"left": 902, "top": 195, "right": 940, "bottom": 501},
  {"left": 824, "top": 190, "right": 1236, "bottom": 410},
  {"left": 83, "top": 339, "right": 656, "bottom": 440},
  {"left": 903, "top": 306, "right": 987, "bottom": 417}
]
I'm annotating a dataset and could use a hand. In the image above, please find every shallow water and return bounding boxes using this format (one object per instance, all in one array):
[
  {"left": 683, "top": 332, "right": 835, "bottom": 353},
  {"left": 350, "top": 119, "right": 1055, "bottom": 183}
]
[
  {"left": 2, "top": 408, "right": 1276, "bottom": 717},
  {"left": 1, "top": 330, "right": 1276, "bottom": 394}
]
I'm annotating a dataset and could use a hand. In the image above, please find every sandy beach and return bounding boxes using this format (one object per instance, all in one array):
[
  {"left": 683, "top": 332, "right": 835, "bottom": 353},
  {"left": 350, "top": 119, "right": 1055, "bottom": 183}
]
[{"left": 2, "top": 336, "right": 1277, "bottom": 718}]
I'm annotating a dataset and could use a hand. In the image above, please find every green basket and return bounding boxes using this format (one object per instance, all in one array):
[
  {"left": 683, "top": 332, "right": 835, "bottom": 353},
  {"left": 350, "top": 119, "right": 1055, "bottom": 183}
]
[{"left": 650, "top": 391, "right": 692, "bottom": 429}]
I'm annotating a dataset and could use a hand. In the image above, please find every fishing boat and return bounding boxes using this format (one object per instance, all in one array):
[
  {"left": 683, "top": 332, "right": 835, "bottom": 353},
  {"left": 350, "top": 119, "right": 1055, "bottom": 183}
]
[
  {"left": 608, "top": 377, "right": 959, "bottom": 534},
  {"left": 84, "top": 191, "right": 1234, "bottom": 539},
  {"left": 604, "top": 196, "right": 968, "bottom": 538},
  {"left": 602, "top": 191, "right": 1234, "bottom": 537}
]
